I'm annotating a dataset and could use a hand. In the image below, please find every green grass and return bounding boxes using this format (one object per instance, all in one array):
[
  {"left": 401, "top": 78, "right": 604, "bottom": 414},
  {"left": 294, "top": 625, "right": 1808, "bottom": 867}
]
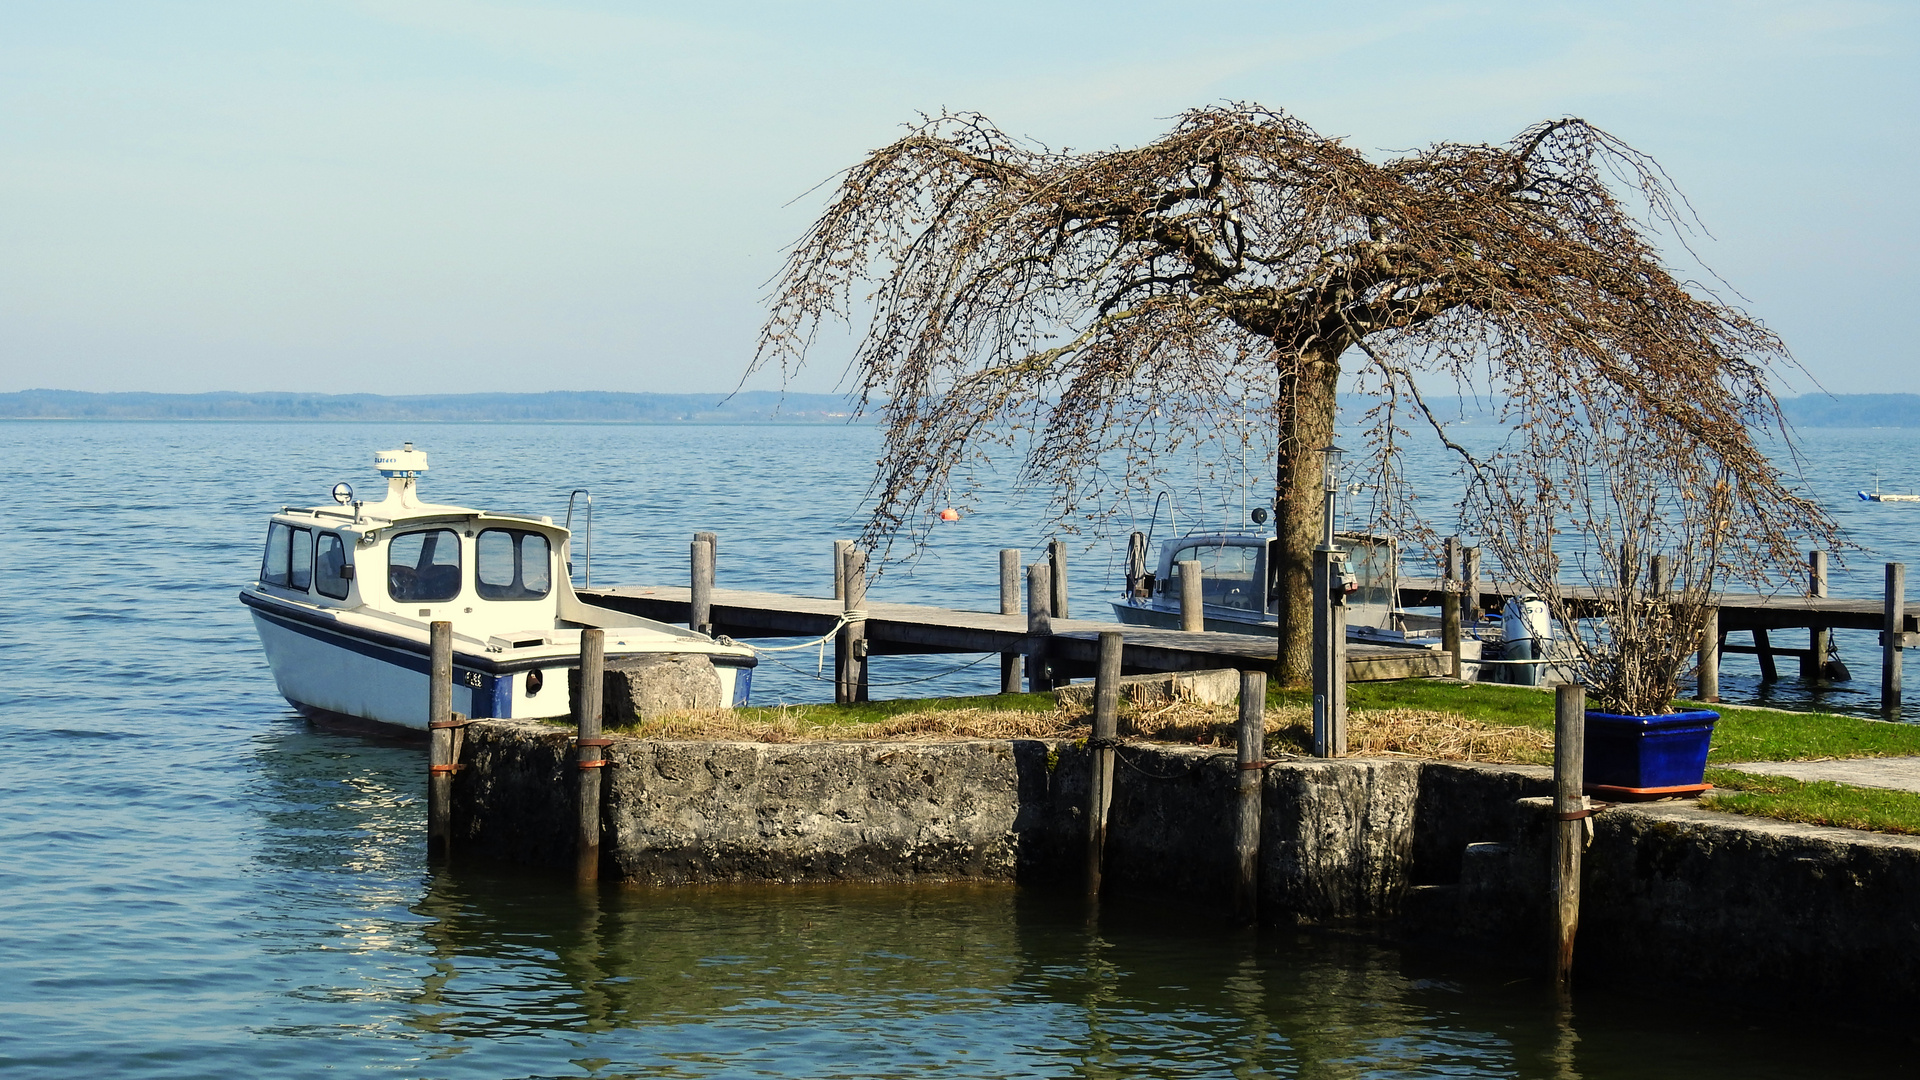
[
  {"left": 1318, "top": 677, "right": 1920, "bottom": 763},
  {"left": 1702, "top": 769, "right": 1920, "bottom": 836},
  {"left": 727, "top": 692, "right": 1063, "bottom": 728}
]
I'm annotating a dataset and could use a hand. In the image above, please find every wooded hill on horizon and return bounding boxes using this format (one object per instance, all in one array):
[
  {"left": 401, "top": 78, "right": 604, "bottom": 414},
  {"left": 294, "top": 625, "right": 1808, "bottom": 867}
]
[{"left": 0, "top": 388, "right": 1914, "bottom": 427}]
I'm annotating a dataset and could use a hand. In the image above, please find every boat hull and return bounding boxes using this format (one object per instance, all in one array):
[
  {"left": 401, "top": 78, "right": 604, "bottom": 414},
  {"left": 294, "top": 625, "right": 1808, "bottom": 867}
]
[{"left": 247, "top": 597, "right": 749, "bottom": 731}]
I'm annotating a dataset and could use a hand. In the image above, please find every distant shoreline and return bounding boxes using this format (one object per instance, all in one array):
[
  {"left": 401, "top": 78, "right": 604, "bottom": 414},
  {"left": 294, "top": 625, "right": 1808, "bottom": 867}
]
[{"left": 0, "top": 388, "right": 1913, "bottom": 427}]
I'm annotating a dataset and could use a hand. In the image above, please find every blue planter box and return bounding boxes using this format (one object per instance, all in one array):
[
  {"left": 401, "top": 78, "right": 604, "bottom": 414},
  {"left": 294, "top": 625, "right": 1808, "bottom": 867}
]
[{"left": 1584, "top": 709, "right": 1719, "bottom": 794}]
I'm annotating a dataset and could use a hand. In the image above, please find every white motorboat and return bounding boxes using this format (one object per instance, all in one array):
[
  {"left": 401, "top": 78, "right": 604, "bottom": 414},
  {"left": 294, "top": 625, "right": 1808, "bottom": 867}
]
[
  {"left": 1859, "top": 477, "right": 1920, "bottom": 503},
  {"left": 241, "top": 444, "right": 755, "bottom": 730},
  {"left": 1110, "top": 530, "right": 1522, "bottom": 680}
]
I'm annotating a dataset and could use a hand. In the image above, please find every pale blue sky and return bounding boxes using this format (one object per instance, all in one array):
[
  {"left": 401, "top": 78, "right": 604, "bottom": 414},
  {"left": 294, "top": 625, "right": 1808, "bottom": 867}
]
[{"left": 1, "top": 1, "right": 1911, "bottom": 396}]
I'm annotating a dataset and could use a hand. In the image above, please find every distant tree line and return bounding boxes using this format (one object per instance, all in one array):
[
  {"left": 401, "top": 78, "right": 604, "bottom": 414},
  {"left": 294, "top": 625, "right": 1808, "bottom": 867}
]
[{"left": 0, "top": 389, "right": 867, "bottom": 423}]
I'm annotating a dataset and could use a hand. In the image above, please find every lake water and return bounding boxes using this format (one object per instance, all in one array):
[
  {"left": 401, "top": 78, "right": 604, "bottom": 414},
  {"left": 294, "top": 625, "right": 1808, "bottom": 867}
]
[{"left": 3, "top": 419, "right": 1917, "bottom": 1078}]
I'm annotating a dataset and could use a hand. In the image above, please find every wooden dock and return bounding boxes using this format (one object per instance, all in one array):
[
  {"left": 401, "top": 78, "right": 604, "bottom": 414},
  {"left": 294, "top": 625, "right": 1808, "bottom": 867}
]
[{"left": 581, "top": 585, "right": 1449, "bottom": 684}]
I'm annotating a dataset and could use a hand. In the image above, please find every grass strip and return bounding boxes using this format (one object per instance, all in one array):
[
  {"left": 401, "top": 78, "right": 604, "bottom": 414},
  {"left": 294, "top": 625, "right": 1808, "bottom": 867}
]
[{"left": 1702, "top": 768, "right": 1920, "bottom": 836}]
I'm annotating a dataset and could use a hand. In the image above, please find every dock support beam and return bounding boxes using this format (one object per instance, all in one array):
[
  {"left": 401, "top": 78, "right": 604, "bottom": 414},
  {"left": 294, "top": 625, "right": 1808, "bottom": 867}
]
[
  {"left": 1698, "top": 607, "right": 1719, "bottom": 703},
  {"left": 1049, "top": 537, "right": 1070, "bottom": 620},
  {"left": 1026, "top": 562, "right": 1054, "bottom": 692},
  {"left": 1806, "top": 550, "right": 1830, "bottom": 683},
  {"left": 1084, "top": 631, "right": 1121, "bottom": 902},
  {"left": 836, "top": 547, "right": 868, "bottom": 703},
  {"left": 427, "top": 620, "right": 453, "bottom": 862},
  {"left": 1552, "top": 683, "right": 1586, "bottom": 995},
  {"left": 999, "top": 549, "right": 1023, "bottom": 694},
  {"left": 1178, "top": 559, "right": 1203, "bottom": 633},
  {"left": 1233, "top": 670, "right": 1267, "bottom": 924},
  {"left": 575, "top": 628, "right": 606, "bottom": 884},
  {"left": 690, "top": 538, "right": 714, "bottom": 636},
  {"left": 1886, "top": 562, "right": 1906, "bottom": 716},
  {"left": 832, "top": 539, "right": 852, "bottom": 600}
]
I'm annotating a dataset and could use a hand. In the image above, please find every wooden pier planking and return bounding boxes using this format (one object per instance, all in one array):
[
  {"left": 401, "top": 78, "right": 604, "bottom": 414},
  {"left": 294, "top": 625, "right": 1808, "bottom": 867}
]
[
  {"left": 1397, "top": 577, "right": 1920, "bottom": 634},
  {"left": 581, "top": 585, "right": 1449, "bottom": 682}
]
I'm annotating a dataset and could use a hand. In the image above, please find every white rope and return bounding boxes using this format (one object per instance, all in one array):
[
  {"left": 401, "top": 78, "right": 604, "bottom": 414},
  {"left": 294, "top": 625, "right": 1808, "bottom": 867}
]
[{"left": 745, "top": 609, "right": 869, "bottom": 677}]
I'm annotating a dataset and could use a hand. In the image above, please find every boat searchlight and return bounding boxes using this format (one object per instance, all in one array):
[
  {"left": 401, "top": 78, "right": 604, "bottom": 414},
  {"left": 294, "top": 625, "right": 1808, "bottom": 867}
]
[{"left": 373, "top": 443, "right": 430, "bottom": 506}]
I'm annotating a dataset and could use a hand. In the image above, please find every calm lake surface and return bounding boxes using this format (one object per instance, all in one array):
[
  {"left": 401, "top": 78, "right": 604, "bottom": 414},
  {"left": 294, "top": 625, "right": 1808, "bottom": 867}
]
[{"left": 3, "top": 419, "right": 1917, "bottom": 1078}]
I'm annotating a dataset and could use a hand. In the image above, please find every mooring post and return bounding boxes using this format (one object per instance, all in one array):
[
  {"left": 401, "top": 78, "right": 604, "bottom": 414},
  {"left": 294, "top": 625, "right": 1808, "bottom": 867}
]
[
  {"left": 1441, "top": 590, "right": 1463, "bottom": 680},
  {"left": 999, "top": 549, "right": 1023, "bottom": 694},
  {"left": 690, "top": 539, "right": 714, "bottom": 636},
  {"left": 1444, "top": 536, "right": 1461, "bottom": 583},
  {"left": 1807, "top": 550, "right": 1830, "bottom": 683},
  {"left": 1233, "top": 670, "right": 1267, "bottom": 924},
  {"left": 1552, "top": 683, "right": 1585, "bottom": 994},
  {"left": 1649, "top": 553, "right": 1669, "bottom": 598},
  {"left": 1049, "top": 537, "right": 1070, "bottom": 620},
  {"left": 427, "top": 620, "right": 453, "bottom": 862},
  {"left": 1026, "top": 562, "right": 1054, "bottom": 692},
  {"left": 1463, "top": 546, "right": 1482, "bottom": 618},
  {"left": 1178, "top": 559, "right": 1204, "bottom": 633},
  {"left": 1885, "top": 562, "right": 1906, "bottom": 715},
  {"left": 576, "top": 628, "right": 607, "bottom": 884},
  {"left": 1085, "top": 631, "right": 1122, "bottom": 902},
  {"left": 694, "top": 530, "right": 717, "bottom": 576},
  {"left": 832, "top": 539, "right": 852, "bottom": 600},
  {"left": 838, "top": 547, "right": 869, "bottom": 704},
  {"left": 1698, "top": 606, "right": 1720, "bottom": 703},
  {"left": 1126, "top": 532, "right": 1148, "bottom": 597}
]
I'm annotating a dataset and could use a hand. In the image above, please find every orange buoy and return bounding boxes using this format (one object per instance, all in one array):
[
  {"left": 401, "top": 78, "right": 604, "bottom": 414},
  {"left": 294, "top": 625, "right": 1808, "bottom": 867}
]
[{"left": 939, "top": 507, "right": 961, "bottom": 522}]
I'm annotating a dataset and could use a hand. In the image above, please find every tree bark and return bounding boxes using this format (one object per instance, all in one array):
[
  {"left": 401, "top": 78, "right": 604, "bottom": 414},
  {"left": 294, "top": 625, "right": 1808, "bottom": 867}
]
[{"left": 1273, "top": 347, "right": 1342, "bottom": 687}]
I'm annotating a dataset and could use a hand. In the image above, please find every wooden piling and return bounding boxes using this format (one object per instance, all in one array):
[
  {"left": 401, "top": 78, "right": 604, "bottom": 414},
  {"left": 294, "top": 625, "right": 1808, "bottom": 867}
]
[
  {"left": 1698, "top": 606, "right": 1720, "bottom": 702},
  {"left": 1233, "top": 670, "right": 1267, "bottom": 924},
  {"left": 1441, "top": 591, "right": 1462, "bottom": 680},
  {"left": 576, "top": 628, "right": 607, "bottom": 884},
  {"left": 1807, "top": 550, "right": 1830, "bottom": 683},
  {"left": 999, "top": 549, "right": 1023, "bottom": 694},
  {"left": 1552, "top": 683, "right": 1586, "bottom": 994},
  {"left": 1650, "top": 553, "right": 1670, "bottom": 598},
  {"left": 1754, "top": 627, "right": 1779, "bottom": 684},
  {"left": 838, "top": 547, "right": 869, "bottom": 703},
  {"left": 1886, "top": 562, "right": 1906, "bottom": 714},
  {"left": 690, "top": 539, "right": 714, "bottom": 636},
  {"left": 694, "top": 531, "right": 717, "bottom": 575},
  {"left": 1049, "top": 537, "right": 1070, "bottom": 620},
  {"left": 427, "top": 620, "right": 453, "bottom": 862},
  {"left": 1126, "top": 532, "right": 1148, "bottom": 597},
  {"left": 1027, "top": 562, "right": 1054, "bottom": 692},
  {"left": 1084, "top": 631, "right": 1121, "bottom": 901},
  {"left": 1444, "top": 536, "right": 1461, "bottom": 583},
  {"left": 1463, "top": 546, "right": 1482, "bottom": 616},
  {"left": 1178, "top": 559, "right": 1204, "bottom": 633},
  {"left": 832, "top": 539, "right": 852, "bottom": 600}
]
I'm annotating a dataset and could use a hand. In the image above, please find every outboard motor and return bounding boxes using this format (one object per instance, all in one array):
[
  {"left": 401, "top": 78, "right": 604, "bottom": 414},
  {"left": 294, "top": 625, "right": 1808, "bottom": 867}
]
[{"left": 1501, "top": 593, "right": 1552, "bottom": 686}]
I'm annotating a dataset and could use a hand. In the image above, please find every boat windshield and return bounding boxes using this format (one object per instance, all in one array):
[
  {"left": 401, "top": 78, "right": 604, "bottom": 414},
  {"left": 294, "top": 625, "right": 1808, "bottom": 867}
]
[
  {"left": 388, "top": 528, "right": 462, "bottom": 602},
  {"left": 476, "top": 529, "right": 552, "bottom": 601},
  {"left": 260, "top": 522, "right": 312, "bottom": 592},
  {"left": 1167, "top": 542, "right": 1261, "bottom": 612}
]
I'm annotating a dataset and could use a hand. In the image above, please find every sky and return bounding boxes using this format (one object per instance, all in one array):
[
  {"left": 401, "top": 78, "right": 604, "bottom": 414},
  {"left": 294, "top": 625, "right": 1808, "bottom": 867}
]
[{"left": 0, "top": 0, "right": 1912, "bottom": 398}]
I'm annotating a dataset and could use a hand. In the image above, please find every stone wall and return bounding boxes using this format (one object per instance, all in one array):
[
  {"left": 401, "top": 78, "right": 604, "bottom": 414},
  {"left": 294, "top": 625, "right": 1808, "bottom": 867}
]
[{"left": 453, "top": 721, "right": 1920, "bottom": 1012}]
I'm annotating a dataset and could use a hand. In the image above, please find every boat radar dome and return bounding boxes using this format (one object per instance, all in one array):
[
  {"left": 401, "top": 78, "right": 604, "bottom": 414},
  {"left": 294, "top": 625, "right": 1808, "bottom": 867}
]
[{"left": 373, "top": 443, "right": 430, "bottom": 506}]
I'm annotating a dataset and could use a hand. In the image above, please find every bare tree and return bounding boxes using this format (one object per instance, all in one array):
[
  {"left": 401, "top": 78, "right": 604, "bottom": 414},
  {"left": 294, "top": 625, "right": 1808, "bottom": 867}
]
[{"left": 754, "top": 104, "right": 1834, "bottom": 687}]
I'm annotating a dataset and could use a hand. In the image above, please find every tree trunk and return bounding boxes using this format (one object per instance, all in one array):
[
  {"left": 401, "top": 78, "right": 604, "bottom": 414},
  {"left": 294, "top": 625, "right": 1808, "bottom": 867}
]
[{"left": 1273, "top": 348, "right": 1342, "bottom": 687}]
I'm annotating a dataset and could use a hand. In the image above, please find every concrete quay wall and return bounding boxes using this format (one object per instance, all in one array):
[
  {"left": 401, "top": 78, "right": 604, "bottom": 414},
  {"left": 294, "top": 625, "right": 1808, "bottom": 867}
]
[{"left": 453, "top": 721, "right": 1919, "bottom": 1009}]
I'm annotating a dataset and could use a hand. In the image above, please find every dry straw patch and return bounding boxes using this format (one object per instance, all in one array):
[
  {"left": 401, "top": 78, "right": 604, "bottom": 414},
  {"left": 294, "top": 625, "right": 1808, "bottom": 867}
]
[{"left": 609, "top": 698, "right": 1550, "bottom": 765}]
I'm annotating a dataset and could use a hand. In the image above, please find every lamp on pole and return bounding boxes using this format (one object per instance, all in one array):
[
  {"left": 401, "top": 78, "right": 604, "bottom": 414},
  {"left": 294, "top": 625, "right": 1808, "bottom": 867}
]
[{"left": 1312, "top": 444, "right": 1349, "bottom": 757}]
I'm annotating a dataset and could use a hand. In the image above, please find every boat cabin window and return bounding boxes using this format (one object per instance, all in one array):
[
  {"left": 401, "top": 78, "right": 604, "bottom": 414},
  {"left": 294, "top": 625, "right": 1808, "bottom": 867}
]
[
  {"left": 260, "top": 522, "right": 312, "bottom": 591},
  {"left": 1166, "top": 542, "right": 1262, "bottom": 612},
  {"left": 475, "top": 529, "right": 551, "bottom": 601},
  {"left": 314, "top": 532, "right": 350, "bottom": 599},
  {"left": 388, "top": 528, "right": 462, "bottom": 602}
]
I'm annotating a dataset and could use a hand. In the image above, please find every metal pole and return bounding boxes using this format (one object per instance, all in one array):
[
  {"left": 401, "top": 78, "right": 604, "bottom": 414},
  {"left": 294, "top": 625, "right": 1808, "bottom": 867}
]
[
  {"left": 1552, "top": 683, "right": 1586, "bottom": 994},
  {"left": 576, "top": 628, "right": 606, "bottom": 884},
  {"left": 1233, "top": 670, "right": 1267, "bottom": 923}
]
